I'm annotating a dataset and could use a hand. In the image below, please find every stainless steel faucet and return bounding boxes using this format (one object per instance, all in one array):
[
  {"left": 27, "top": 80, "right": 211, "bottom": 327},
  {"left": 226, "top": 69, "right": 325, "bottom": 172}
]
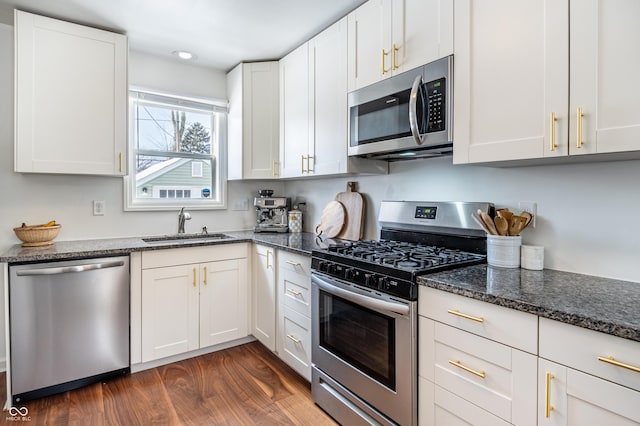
[{"left": 178, "top": 207, "right": 191, "bottom": 234}]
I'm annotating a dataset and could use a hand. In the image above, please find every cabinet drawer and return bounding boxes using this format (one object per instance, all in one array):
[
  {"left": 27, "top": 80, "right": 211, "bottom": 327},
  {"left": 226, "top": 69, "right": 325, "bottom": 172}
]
[
  {"left": 540, "top": 317, "right": 640, "bottom": 392},
  {"left": 419, "top": 377, "right": 511, "bottom": 426},
  {"left": 278, "top": 251, "right": 311, "bottom": 277},
  {"left": 423, "top": 319, "right": 537, "bottom": 424},
  {"left": 142, "top": 243, "right": 249, "bottom": 269},
  {"left": 281, "top": 306, "right": 311, "bottom": 381},
  {"left": 419, "top": 286, "right": 538, "bottom": 353}
]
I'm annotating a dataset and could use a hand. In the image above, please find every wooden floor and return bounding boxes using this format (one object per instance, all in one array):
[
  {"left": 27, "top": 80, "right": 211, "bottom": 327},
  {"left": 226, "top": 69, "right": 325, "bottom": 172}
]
[{"left": 1, "top": 342, "right": 337, "bottom": 425}]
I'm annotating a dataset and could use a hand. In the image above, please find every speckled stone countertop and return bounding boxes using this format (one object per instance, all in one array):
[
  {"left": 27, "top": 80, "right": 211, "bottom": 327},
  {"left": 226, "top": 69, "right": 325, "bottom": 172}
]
[
  {"left": 0, "top": 231, "right": 322, "bottom": 263},
  {"left": 417, "top": 264, "right": 640, "bottom": 343}
]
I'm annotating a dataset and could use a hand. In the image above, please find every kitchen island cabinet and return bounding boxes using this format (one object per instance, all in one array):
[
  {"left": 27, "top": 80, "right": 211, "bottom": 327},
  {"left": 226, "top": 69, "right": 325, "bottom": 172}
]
[
  {"left": 139, "top": 244, "right": 249, "bottom": 363},
  {"left": 14, "top": 10, "right": 127, "bottom": 176},
  {"left": 454, "top": 0, "right": 640, "bottom": 165}
]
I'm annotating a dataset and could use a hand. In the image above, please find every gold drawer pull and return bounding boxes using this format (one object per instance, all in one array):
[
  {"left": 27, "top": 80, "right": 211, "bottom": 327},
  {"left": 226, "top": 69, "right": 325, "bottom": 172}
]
[
  {"left": 576, "top": 107, "right": 584, "bottom": 148},
  {"left": 203, "top": 266, "right": 207, "bottom": 285},
  {"left": 287, "top": 334, "right": 301, "bottom": 344},
  {"left": 286, "top": 288, "right": 302, "bottom": 296},
  {"left": 598, "top": 356, "right": 640, "bottom": 374},
  {"left": 285, "top": 260, "right": 302, "bottom": 267},
  {"left": 545, "top": 372, "right": 554, "bottom": 418},
  {"left": 192, "top": 267, "right": 197, "bottom": 287},
  {"left": 447, "top": 309, "right": 484, "bottom": 323},
  {"left": 449, "top": 360, "right": 485, "bottom": 379},
  {"left": 550, "top": 112, "right": 558, "bottom": 151}
]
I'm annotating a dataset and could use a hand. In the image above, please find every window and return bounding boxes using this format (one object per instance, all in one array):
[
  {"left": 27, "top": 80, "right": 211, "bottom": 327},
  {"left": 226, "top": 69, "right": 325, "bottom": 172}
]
[{"left": 125, "top": 89, "right": 227, "bottom": 210}]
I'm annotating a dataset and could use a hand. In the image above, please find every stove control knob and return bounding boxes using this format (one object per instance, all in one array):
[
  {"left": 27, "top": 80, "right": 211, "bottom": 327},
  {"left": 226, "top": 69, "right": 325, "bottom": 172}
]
[
  {"left": 316, "top": 261, "right": 326, "bottom": 272},
  {"left": 344, "top": 268, "right": 354, "bottom": 280},
  {"left": 364, "top": 273, "right": 377, "bottom": 288},
  {"left": 327, "top": 263, "right": 336, "bottom": 274},
  {"left": 378, "top": 276, "right": 390, "bottom": 291}
]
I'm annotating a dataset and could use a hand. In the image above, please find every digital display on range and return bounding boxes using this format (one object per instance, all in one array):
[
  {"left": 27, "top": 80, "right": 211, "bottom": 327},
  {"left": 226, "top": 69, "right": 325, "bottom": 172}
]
[{"left": 415, "top": 206, "right": 437, "bottom": 219}]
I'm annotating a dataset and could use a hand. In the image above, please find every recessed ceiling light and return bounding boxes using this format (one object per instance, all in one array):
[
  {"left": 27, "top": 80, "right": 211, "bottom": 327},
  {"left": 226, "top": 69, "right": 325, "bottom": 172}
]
[{"left": 172, "top": 50, "right": 195, "bottom": 60}]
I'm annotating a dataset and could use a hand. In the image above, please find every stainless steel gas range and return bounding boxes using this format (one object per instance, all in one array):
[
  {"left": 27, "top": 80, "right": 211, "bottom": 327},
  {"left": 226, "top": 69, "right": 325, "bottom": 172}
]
[{"left": 311, "top": 201, "right": 494, "bottom": 426}]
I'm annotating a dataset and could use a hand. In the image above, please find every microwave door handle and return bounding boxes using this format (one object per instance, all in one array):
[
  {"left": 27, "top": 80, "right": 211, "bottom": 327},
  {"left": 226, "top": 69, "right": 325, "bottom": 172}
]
[
  {"left": 312, "top": 274, "right": 410, "bottom": 316},
  {"left": 409, "top": 74, "right": 425, "bottom": 145}
]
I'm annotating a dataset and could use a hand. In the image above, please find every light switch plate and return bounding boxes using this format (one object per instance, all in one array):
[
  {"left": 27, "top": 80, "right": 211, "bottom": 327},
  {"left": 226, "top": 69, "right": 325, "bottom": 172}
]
[{"left": 93, "top": 200, "right": 106, "bottom": 216}]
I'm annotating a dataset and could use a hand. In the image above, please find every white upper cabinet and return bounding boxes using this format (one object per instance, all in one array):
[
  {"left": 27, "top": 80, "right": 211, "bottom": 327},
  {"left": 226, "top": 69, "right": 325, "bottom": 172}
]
[
  {"left": 453, "top": 0, "right": 568, "bottom": 164},
  {"left": 454, "top": 0, "right": 640, "bottom": 164},
  {"left": 569, "top": 0, "right": 640, "bottom": 156},
  {"left": 14, "top": 10, "right": 127, "bottom": 175},
  {"left": 347, "top": 0, "right": 454, "bottom": 92},
  {"left": 227, "top": 62, "right": 280, "bottom": 179},
  {"left": 279, "top": 43, "right": 311, "bottom": 178}
]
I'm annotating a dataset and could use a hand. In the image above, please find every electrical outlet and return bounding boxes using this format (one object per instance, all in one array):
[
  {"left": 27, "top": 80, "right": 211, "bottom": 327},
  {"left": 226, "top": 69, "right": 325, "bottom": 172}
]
[
  {"left": 232, "top": 198, "right": 249, "bottom": 211},
  {"left": 93, "top": 200, "right": 106, "bottom": 216},
  {"left": 518, "top": 201, "right": 537, "bottom": 227}
]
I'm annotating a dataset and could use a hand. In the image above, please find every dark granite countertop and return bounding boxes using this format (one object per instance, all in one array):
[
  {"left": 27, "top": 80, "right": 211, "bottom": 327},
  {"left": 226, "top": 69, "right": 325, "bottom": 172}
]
[
  {"left": 0, "top": 231, "right": 322, "bottom": 263},
  {"left": 417, "top": 264, "right": 640, "bottom": 343}
]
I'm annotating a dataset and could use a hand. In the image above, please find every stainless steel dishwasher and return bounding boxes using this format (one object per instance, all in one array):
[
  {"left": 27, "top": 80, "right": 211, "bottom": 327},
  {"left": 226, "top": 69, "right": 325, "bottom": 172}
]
[{"left": 9, "top": 256, "right": 130, "bottom": 403}]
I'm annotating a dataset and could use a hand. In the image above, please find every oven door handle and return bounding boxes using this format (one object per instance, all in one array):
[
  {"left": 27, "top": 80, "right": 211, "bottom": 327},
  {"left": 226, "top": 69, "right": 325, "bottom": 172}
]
[
  {"left": 409, "top": 74, "right": 425, "bottom": 146},
  {"left": 312, "top": 274, "right": 410, "bottom": 316}
]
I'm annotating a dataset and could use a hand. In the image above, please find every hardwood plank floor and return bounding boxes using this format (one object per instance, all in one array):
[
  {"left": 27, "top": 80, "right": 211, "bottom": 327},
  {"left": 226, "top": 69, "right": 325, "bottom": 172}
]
[{"left": 1, "top": 342, "right": 337, "bottom": 425}]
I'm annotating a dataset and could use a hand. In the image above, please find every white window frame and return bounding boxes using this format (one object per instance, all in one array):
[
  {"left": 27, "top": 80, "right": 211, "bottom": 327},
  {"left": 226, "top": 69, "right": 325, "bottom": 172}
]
[{"left": 124, "top": 88, "right": 228, "bottom": 211}]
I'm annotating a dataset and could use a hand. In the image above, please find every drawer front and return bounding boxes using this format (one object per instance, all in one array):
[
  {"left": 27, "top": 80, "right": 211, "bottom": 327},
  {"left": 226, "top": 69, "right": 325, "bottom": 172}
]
[
  {"left": 419, "top": 286, "right": 538, "bottom": 354},
  {"left": 281, "top": 306, "right": 311, "bottom": 381},
  {"left": 278, "top": 251, "right": 311, "bottom": 277},
  {"left": 431, "top": 321, "right": 537, "bottom": 424},
  {"left": 418, "top": 376, "right": 511, "bottom": 426},
  {"left": 142, "top": 243, "right": 249, "bottom": 269},
  {"left": 281, "top": 269, "right": 311, "bottom": 316},
  {"left": 540, "top": 317, "right": 640, "bottom": 392}
]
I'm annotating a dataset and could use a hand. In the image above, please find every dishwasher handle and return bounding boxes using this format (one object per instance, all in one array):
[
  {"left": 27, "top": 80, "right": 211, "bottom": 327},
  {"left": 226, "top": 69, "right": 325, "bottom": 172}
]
[{"left": 15, "top": 260, "right": 126, "bottom": 276}]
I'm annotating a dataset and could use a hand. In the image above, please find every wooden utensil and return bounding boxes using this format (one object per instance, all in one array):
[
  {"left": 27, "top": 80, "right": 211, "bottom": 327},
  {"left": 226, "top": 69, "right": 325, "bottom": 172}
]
[
  {"left": 478, "top": 209, "right": 498, "bottom": 235},
  {"left": 508, "top": 215, "right": 528, "bottom": 236},
  {"left": 520, "top": 211, "right": 533, "bottom": 228},
  {"left": 494, "top": 215, "right": 509, "bottom": 236},
  {"left": 335, "top": 182, "right": 365, "bottom": 241},
  {"left": 315, "top": 201, "right": 346, "bottom": 238},
  {"left": 471, "top": 212, "right": 493, "bottom": 235},
  {"left": 496, "top": 209, "right": 513, "bottom": 221}
]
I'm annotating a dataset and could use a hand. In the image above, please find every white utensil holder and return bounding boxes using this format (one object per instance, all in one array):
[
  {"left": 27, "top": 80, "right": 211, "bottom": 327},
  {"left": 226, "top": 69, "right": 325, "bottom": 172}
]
[{"left": 487, "top": 235, "right": 522, "bottom": 268}]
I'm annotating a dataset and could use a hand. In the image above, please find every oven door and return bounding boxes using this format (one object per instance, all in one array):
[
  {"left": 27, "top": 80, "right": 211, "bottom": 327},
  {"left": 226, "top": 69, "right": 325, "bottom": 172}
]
[{"left": 311, "top": 272, "right": 416, "bottom": 426}]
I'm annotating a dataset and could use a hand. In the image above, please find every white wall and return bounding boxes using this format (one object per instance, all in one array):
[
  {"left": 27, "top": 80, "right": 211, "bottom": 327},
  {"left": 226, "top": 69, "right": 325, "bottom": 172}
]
[{"left": 284, "top": 157, "right": 640, "bottom": 283}]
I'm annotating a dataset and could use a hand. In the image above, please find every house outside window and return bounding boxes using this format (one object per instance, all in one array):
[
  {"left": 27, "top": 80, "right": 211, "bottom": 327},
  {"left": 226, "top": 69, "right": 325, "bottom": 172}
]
[{"left": 125, "top": 89, "right": 227, "bottom": 210}]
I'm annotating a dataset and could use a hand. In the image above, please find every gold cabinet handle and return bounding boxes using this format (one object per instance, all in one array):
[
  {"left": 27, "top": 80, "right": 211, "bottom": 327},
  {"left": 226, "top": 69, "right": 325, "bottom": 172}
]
[
  {"left": 272, "top": 160, "right": 278, "bottom": 177},
  {"left": 119, "top": 152, "right": 123, "bottom": 173},
  {"left": 576, "top": 107, "right": 584, "bottom": 148},
  {"left": 550, "top": 112, "right": 558, "bottom": 151},
  {"left": 286, "top": 288, "right": 302, "bottom": 296},
  {"left": 301, "top": 155, "right": 305, "bottom": 174},
  {"left": 545, "top": 372, "right": 554, "bottom": 418},
  {"left": 192, "top": 267, "right": 197, "bottom": 287},
  {"left": 285, "top": 260, "right": 302, "bottom": 268},
  {"left": 287, "top": 334, "right": 301, "bottom": 344},
  {"left": 306, "top": 155, "right": 314, "bottom": 173},
  {"left": 598, "top": 356, "right": 640, "bottom": 374},
  {"left": 392, "top": 44, "right": 399, "bottom": 70},
  {"left": 448, "top": 360, "right": 485, "bottom": 379},
  {"left": 447, "top": 309, "right": 484, "bottom": 323},
  {"left": 381, "top": 49, "right": 390, "bottom": 74},
  {"left": 266, "top": 250, "right": 272, "bottom": 269},
  {"left": 203, "top": 266, "right": 207, "bottom": 285}
]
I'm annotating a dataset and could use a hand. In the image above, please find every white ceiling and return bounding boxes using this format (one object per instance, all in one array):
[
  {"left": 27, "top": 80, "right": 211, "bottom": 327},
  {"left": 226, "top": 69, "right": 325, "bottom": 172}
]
[{"left": 0, "top": 0, "right": 367, "bottom": 71}]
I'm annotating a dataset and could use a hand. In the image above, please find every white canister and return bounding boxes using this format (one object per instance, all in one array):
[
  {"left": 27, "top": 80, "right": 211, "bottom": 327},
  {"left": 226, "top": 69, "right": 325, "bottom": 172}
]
[
  {"left": 486, "top": 235, "right": 522, "bottom": 268},
  {"left": 521, "top": 245, "right": 544, "bottom": 270},
  {"left": 288, "top": 208, "right": 302, "bottom": 233}
]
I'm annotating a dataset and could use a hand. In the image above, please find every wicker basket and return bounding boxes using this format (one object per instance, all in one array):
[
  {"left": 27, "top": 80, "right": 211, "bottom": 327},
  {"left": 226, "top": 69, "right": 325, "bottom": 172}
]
[{"left": 13, "top": 224, "right": 62, "bottom": 247}]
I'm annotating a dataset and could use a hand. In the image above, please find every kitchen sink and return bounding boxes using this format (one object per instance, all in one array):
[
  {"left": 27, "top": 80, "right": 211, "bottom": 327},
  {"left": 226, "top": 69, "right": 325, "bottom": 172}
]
[{"left": 142, "top": 233, "right": 234, "bottom": 245}]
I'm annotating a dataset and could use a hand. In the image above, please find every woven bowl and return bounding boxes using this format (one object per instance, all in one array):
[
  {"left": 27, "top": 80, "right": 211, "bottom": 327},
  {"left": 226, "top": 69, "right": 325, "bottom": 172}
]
[{"left": 13, "top": 224, "right": 62, "bottom": 247}]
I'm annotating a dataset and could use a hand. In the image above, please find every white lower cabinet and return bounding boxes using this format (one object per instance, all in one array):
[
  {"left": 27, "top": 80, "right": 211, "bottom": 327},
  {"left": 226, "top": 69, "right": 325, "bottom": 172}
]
[
  {"left": 252, "top": 244, "right": 277, "bottom": 350},
  {"left": 538, "top": 318, "right": 640, "bottom": 425},
  {"left": 140, "top": 245, "right": 249, "bottom": 363},
  {"left": 277, "top": 250, "right": 312, "bottom": 381},
  {"left": 418, "top": 286, "right": 537, "bottom": 426}
]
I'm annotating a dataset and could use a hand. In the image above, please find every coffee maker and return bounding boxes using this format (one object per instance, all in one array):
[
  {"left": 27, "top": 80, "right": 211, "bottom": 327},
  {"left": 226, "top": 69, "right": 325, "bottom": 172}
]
[{"left": 254, "top": 189, "right": 290, "bottom": 233}]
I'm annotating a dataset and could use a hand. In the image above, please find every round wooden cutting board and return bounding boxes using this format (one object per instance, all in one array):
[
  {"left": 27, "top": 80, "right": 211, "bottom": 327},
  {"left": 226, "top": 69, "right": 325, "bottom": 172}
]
[{"left": 315, "top": 200, "right": 345, "bottom": 238}]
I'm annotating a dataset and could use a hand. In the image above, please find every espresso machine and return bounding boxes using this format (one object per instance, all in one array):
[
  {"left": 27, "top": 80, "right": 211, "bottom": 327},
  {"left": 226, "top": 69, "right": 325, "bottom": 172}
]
[{"left": 254, "top": 190, "right": 290, "bottom": 233}]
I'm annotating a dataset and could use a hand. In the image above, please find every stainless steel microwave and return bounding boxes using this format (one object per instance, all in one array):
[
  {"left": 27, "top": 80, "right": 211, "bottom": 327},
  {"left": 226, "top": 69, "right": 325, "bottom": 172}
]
[{"left": 348, "top": 55, "right": 453, "bottom": 160}]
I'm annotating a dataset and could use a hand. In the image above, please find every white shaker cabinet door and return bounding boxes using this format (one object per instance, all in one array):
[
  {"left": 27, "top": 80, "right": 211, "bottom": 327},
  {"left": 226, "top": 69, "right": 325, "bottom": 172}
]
[
  {"left": 569, "top": 0, "right": 640, "bottom": 155},
  {"left": 453, "top": 0, "right": 568, "bottom": 164},
  {"left": 252, "top": 245, "right": 277, "bottom": 350},
  {"left": 14, "top": 10, "right": 127, "bottom": 175}
]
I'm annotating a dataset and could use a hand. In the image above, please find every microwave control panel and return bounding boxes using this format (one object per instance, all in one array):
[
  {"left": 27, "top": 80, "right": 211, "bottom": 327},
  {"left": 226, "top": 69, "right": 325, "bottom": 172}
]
[{"left": 426, "top": 78, "right": 446, "bottom": 133}]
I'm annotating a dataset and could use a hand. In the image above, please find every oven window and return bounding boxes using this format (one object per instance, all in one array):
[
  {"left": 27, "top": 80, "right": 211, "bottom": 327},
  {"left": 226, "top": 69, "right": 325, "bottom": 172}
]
[{"left": 318, "top": 290, "right": 396, "bottom": 390}]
